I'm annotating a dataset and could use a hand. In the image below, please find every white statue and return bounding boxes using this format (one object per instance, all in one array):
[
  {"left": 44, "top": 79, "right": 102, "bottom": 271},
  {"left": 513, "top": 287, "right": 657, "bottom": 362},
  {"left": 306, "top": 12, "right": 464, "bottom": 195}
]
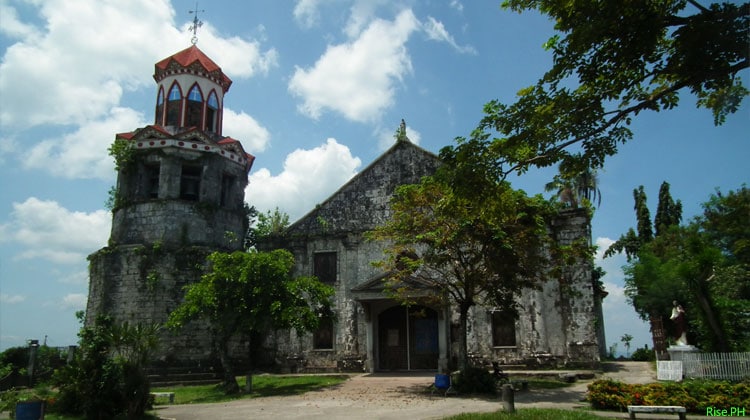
[{"left": 670, "top": 300, "right": 688, "bottom": 346}]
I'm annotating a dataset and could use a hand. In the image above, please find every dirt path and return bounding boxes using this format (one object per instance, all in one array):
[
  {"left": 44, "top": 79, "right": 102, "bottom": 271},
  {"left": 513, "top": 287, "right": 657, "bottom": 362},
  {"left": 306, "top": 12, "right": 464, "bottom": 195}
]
[{"left": 155, "top": 362, "right": 657, "bottom": 420}]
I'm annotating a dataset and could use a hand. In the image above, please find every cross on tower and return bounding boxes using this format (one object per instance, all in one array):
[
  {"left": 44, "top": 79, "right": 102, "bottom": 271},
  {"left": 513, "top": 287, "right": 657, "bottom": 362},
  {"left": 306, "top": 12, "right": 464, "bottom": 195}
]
[{"left": 188, "top": 2, "right": 205, "bottom": 45}]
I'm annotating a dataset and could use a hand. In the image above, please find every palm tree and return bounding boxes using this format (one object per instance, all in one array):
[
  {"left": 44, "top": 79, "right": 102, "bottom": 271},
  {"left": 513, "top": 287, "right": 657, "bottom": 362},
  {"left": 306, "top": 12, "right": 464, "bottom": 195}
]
[
  {"left": 620, "top": 333, "right": 633, "bottom": 358},
  {"left": 573, "top": 167, "right": 602, "bottom": 208},
  {"left": 545, "top": 175, "right": 577, "bottom": 207},
  {"left": 545, "top": 167, "right": 602, "bottom": 209}
]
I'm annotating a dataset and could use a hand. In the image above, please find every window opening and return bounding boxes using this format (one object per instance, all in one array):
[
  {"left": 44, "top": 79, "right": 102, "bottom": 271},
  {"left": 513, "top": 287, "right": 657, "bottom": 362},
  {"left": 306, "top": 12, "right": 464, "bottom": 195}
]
[
  {"left": 205, "top": 91, "right": 219, "bottom": 133},
  {"left": 491, "top": 311, "right": 517, "bottom": 347},
  {"left": 165, "top": 83, "right": 182, "bottom": 127},
  {"left": 313, "top": 317, "right": 334, "bottom": 350},
  {"left": 313, "top": 252, "right": 336, "bottom": 284},
  {"left": 186, "top": 84, "right": 203, "bottom": 129},
  {"left": 180, "top": 165, "right": 202, "bottom": 201},
  {"left": 145, "top": 164, "right": 160, "bottom": 199},
  {"left": 220, "top": 174, "right": 235, "bottom": 207},
  {"left": 155, "top": 88, "right": 165, "bottom": 125}
]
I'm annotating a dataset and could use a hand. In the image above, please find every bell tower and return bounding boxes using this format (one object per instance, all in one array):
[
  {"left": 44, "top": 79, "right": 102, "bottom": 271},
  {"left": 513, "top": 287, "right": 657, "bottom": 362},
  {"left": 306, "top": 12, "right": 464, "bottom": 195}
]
[{"left": 85, "top": 43, "right": 254, "bottom": 363}]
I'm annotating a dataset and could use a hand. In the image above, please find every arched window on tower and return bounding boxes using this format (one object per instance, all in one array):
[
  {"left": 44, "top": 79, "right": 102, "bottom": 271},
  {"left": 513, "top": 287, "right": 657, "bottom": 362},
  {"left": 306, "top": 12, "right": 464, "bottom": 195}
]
[
  {"left": 205, "top": 91, "right": 219, "bottom": 133},
  {"left": 186, "top": 84, "right": 203, "bottom": 129},
  {"left": 165, "top": 83, "right": 182, "bottom": 127},
  {"left": 155, "top": 87, "right": 165, "bottom": 125}
]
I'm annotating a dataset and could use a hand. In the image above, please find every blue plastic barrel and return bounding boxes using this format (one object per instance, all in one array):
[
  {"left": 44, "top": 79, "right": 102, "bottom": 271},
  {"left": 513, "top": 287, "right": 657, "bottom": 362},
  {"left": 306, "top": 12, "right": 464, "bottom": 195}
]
[
  {"left": 15, "top": 400, "right": 44, "bottom": 420},
  {"left": 434, "top": 373, "right": 450, "bottom": 390}
]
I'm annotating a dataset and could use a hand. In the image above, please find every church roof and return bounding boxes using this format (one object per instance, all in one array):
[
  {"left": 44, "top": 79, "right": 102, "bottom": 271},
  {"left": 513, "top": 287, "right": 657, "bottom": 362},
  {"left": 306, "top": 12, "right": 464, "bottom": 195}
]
[
  {"left": 350, "top": 270, "right": 438, "bottom": 301},
  {"left": 286, "top": 139, "right": 441, "bottom": 236},
  {"left": 153, "top": 45, "right": 232, "bottom": 92}
]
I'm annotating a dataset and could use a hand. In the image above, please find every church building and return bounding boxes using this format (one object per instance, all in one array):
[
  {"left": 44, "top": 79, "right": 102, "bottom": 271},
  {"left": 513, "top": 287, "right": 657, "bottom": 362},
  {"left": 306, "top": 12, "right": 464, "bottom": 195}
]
[
  {"left": 262, "top": 129, "right": 606, "bottom": 372},
  {"left": 86, "top": 39, "right": 605, "bottom": 372}
]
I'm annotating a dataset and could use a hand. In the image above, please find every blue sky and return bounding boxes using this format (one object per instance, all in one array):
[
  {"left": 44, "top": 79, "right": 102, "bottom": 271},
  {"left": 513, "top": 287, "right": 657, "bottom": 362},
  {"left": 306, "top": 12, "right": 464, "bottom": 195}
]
[{"left": 0, "top": 0, "right": 747, "bottom": 355}]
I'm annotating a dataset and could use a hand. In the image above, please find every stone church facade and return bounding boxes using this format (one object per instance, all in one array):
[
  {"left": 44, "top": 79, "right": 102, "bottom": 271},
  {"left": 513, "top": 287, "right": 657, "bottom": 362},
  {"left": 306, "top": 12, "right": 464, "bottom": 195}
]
[{"left": 262, "top": 132, "right": 606, "bottom": 373}]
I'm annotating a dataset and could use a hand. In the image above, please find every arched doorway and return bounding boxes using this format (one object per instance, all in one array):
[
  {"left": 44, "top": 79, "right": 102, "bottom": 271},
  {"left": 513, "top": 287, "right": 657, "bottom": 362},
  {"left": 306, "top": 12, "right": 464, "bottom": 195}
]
[{"left": 377, "top": 305, "right": 438, "bottom": 370}]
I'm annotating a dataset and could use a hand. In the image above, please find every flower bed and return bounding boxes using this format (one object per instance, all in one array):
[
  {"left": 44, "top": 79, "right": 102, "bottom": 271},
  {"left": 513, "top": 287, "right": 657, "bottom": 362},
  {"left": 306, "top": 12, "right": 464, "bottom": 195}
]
[{"left": 586, "top": 379, "right": 750, "bottom": 413}]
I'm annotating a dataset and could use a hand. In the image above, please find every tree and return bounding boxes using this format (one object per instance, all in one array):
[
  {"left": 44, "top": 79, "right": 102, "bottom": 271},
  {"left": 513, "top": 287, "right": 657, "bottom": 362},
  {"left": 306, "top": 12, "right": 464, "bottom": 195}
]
[
  {"left": 243, "top": 206, "right": 292, "bottom": 250},
  {"left": 255, "top": 207, "right": 290, "bottom": 240},
  {"left": 695, "top": 185, "right": 750, "bottom": 350},
  {"left": 621, "top": 186, "right": 749, "bottom": 351},
  {"left": 606, "top": 182, "right": 681, "bottom": 260},
  {"left": 474, "top": 1, "right": 748, "bottom": 178},
  {"left": 655, "top": 182, "right": 684, "bottom": 237},
  {"left": 701, "top": 184, "right": 750, "bottom": 265},
  {"left": 620, "top": 333, "right": 633, "bottom": 358},
  {"left": 545, "top": 165, "right": 602, "bottom": 209},
  {"left": 625, "top": 226, "right": 730, "bottom": 351},
  {"left": 167, "top": 249, "right": 334, "bottom": 394},
  {"left": 607, "top": 182, "right": 682, "bottom": 352},
  {"left": 369, "top": 136, "right": 570, "bottom": 371}
]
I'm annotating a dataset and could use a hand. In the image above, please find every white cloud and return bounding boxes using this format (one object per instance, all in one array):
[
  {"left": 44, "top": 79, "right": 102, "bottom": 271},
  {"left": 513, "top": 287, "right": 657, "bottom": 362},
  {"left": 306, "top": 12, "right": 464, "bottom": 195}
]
[
  {"left": 57, "top": 270, "right": 89, "bottom": 285},
  {"left": 222, "top": 108, "right": 271, "bottom": 154},
  {"left": 196, "top": 23, "right": 279, "bottom": 78},
  {"left": 0, "top": 198, "right": 110, "bottom": 264},
  {"left": 293, "top": 0, "right": 324, "bottom": 28},
  {"left": 61, "top": 293, "right": 87, "bottom": 311},
  {"left": 0, "top": 2, "right": 41, "bottom": 39},
  {"left": 288, "top": 9, "right": 419, "bottom": 123},
  {"left": 343, "top": 0, "right": 391, "bottom": 38},
  {"left": 22, "top": 107, "right": 147, "bottom": 180},
  {"left": 0, "top": 294, "right": 26, "bottom": 304},
  {"left": 246, "top": 138, "right": 361, "bottom": 220},
  {"left": 0, "top": 0, "right": 179, "bottom": 129},
  {"left": 422, "top": 16, "right": 476, "bottom": 54},
  {"left": 450, "top": 1, "right": 464, "bottom": 12}
]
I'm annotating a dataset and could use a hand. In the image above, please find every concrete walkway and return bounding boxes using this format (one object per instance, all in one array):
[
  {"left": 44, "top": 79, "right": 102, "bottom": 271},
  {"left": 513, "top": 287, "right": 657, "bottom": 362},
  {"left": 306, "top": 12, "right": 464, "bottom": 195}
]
[{"left": 154, "top": 362, "right": 744, "bottom": 420}]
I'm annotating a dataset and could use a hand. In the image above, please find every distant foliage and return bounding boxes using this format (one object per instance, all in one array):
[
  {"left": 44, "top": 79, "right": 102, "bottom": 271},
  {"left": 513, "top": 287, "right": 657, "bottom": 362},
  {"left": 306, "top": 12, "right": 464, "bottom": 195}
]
[{"left": 629, "top": 346, "right": 655, "bottom": 362}]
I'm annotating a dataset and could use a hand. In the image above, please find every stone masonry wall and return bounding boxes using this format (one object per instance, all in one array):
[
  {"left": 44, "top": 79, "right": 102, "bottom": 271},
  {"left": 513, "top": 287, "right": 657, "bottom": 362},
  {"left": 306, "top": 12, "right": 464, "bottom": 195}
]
[{"left": 86, "top": 244, "right": 216, "bottom": 361}]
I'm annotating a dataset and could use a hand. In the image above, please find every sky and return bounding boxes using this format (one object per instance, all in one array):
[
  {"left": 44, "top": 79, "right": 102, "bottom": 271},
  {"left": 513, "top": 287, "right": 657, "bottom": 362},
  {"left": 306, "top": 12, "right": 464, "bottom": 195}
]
[{"left": 0, "top": 0, "right": 747, "bottom": 356}]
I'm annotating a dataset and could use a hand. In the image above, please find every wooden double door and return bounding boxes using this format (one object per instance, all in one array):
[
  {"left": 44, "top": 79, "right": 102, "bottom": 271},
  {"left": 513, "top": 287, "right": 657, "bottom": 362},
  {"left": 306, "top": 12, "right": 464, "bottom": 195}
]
[{"left": 377, "top": 305, "right": 438, "bottom": 370}]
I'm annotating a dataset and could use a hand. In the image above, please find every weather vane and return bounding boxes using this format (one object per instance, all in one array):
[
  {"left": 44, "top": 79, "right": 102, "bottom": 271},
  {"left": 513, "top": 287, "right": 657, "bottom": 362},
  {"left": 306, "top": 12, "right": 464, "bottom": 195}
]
[{"left": 188, "top": 2, "right": 204, "bottom": 45}]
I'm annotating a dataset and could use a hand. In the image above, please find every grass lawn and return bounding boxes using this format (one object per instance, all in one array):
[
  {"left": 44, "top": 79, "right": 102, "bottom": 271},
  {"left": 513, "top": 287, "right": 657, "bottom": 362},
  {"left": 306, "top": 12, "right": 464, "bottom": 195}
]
[
  {"left": 443, "top": 408, "right": 605, "bottom": 420},
  {"left": 151, "top": 374, "right": 350, "bottom": 404}
]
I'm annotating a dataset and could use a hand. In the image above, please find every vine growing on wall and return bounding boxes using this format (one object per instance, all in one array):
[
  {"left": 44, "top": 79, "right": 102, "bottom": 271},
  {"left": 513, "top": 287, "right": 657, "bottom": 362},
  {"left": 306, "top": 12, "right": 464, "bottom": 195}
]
[
  {"left": 104, "top": 185, "right": 128, "bottom": 212},
  {"left": 108, "top": 138, "right": 136, "bottom": 172}
]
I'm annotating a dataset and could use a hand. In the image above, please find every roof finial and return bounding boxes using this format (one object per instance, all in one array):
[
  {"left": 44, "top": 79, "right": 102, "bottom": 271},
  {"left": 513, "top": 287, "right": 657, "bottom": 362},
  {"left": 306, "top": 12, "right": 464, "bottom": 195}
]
[
  {"left": 396, "top": 118, "right": 409, "bottom": 142},
  {"left": 188, "top": 2, "right": 205, "bottom": 45}
]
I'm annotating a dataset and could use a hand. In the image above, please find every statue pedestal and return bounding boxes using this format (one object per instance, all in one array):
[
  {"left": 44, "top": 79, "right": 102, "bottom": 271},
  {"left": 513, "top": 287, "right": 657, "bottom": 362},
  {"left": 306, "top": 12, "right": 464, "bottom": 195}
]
[
  {"left": 665, "top": 345, "right": 699, "bottom": 380},
  {"left": 667, "top": 344, "right": 699, "bottom": 362}
]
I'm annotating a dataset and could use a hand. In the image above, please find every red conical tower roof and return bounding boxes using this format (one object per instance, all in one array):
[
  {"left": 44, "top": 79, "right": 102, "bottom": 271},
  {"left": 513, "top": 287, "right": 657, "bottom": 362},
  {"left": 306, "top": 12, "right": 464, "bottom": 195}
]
[{"left": 153, "top": 45, "right": 232, "bottom": 92}]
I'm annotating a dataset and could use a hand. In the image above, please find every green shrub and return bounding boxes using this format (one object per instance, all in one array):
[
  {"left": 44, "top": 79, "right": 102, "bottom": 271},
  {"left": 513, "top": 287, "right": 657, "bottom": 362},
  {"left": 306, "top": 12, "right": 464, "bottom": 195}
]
[
  {"left": 586, "top": 379, "right": 634, "bottom": 410},
  {"left": 630, "top": 346, "right": 655, "bottom": 361},
  {"left": 586, "top": 379, "right": 750, "bottom": 413},
  {"left": 452, "top": 367, "right": 497, "bottom": 395},
  {"left": 52, "top": 314, "right": 158, "bottom": 419}
]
